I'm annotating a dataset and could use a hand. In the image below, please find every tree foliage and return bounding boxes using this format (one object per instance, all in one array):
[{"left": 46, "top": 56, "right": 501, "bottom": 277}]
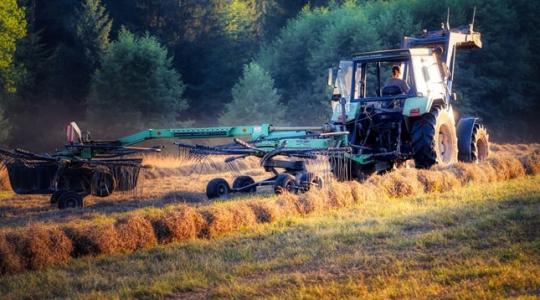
[
  {"left": 219, "top": 62, "right": 283, "bottom": 125},
  {"left": 0, "top": 0, "right": 26, "bottom": 93},
  {"left": 1, "top": 0, "right": 539, "bottom": 149},
  {"left": 257, "top": 0, "right": 540, "bottom": 139},
  {"left": 87, "top": 29, "right": 186, "bottom": 136},
  {"left": 76, "top": 0, "right": 112, "bottom": 69}
]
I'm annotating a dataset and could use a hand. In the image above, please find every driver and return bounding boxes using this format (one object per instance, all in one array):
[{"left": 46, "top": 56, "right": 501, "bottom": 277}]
[{"left": 384, "top": 65, "right": 410, "bottom": 94}]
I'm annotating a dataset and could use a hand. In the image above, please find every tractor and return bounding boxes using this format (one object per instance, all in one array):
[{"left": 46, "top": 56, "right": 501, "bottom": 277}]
[
  {"left": 0, "top": 21, "right": 489, "bottom": 208},
  {"left": 326, "top": 22, "right": 489, "bottom": 179}
]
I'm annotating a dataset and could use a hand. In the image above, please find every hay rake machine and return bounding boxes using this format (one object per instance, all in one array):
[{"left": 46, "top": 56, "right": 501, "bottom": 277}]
[
  {"left": 0, "top": 122, "right": 350, "bottom": 209},
  {"left": 0, "top": 22, "right": 490, "bottom": 209}
]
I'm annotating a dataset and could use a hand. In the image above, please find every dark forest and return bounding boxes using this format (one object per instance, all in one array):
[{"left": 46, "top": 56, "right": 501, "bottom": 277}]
[{"left": 1, "top": 0, "right": 539, "bottom": 150}]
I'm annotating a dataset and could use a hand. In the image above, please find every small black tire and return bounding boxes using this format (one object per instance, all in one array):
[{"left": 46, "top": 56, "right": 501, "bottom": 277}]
[
  {"left": 232, "top": 176, "right": 256, "bottom": 193},
  {"left": 50, "top": 191, "right": 63, "bottom": 206},
  {"left": 298, "top": 172, "right": 324, "bottom": 192},
  {"left": 57, "top": 191, "right": 83, "bottom": 209},
  {"left": 274, "top": 173, "right": 296, "bottom": 195},
  {"left": 206, "top": 178, "right": 231, "bottom": 199}
]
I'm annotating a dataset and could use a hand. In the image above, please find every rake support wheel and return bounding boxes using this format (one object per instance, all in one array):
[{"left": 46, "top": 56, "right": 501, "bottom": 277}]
[
  {"left": 298, "top": 172, "right": 324, "bottom": 192},
  {"left": 206, "top": 178, "right": 231, "bottom": 199},
  {"left": 232, "top": 176, "right": 256, "bottom": 193},
  {"left": 57, "top": 191, "right": 83, "bottom": 209},
  {"left": 274, "top": 173, "right": 297, "bottom": 195}
]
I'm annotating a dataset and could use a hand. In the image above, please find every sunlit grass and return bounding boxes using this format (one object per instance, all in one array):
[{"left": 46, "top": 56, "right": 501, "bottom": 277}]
[{"left": 0, "top": 176, "right": 538, "bottom": 299}]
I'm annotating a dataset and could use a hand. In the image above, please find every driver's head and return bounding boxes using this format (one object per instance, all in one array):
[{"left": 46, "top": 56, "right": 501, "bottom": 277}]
[{"left": 392, "top": 65, "right": 401, "bottom": 78}]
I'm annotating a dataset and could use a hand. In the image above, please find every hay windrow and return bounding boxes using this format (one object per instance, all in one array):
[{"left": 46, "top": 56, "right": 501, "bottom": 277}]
[
  {"left": 0, "top": 163, "right": 11, "bottom": 191},
  {"left": 64, "top": 223, "right": 119, "bottom": 257},
  {"left": 199, "top": 207, "right": 238, "bottom": 238},
  {"left": 487, "top": 155, "right": 525, "bottom": 180},
  {"left": 247, "top": 201, "right": 279, "bottom": 224},
  {"left": 9, "top": 225, "right": 72, "bottom": 270},
  {"left": 0, "top": 143, "right": 538, "bottom": 275},
  {"left": 367, "top": 170, "right": 423, "bottom": 198},
  {"left": 523, "top": 154, "right": 540, "bottom": 175},
  {"left": 150, "top": 205, "right": 204, "bottom": 244},
  {"left": 295, "top": 190, "right": 326, "bottom": 215},
  {"left": 115, "top": 215, "right": 157, "bottom": 251},
  {"left": 274, "top": 193, "right": 301, "bottom": 217},
  {"left": 0, "top": 232, "right": 24, "bottom": 274},
  {"left": 327, "top": 181, "right": 355, "bottom": 208}
]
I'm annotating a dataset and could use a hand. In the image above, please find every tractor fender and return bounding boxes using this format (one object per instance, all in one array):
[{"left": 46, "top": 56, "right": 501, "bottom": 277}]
[
  {"left": 402, "top": 96, "right": 431, "bottom": 117},
  {"left": 456, "top": 117, "right": 478, "bottom": 162}
]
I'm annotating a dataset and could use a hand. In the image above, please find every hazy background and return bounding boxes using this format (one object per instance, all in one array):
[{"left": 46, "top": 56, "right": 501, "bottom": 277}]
[{"left": 0, "top": 0, "right": 538, "bottom": 151}]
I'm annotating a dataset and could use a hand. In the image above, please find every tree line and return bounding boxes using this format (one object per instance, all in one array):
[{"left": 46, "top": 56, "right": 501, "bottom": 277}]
[{"left": 0, "top": 0, "right": 538, "bottom": 150}]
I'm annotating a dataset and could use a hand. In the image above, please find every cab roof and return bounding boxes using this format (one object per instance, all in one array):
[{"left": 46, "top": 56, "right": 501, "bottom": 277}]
[{"left": 351, "top": 48, "right": 432, "bottom": 63}]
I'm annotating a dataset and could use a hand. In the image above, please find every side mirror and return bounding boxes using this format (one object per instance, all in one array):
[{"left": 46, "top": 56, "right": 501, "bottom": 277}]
[{"left": 327, "top": 67, "right": 334, "bottom": 87}]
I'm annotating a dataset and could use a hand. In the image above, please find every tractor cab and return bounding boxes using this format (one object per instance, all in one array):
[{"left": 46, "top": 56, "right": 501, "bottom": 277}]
[{"left": 330, "top": 48, "right": 448, "bottom": 124}]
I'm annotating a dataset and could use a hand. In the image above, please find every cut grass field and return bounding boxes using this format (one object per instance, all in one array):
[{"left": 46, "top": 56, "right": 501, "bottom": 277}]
[{"left": 0, "top": 176, "right": 538, "bottom": 299}]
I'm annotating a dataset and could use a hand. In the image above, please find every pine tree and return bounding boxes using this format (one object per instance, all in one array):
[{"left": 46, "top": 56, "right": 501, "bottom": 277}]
[
  {"left": 87, "top": 29, "right": 187, "bottom": 136},
  {"left": 219, "top": 62, "right": 284, "bottom": 125},
  {"left": 76, "top": 0, "right": 112, "bottom": 69}
]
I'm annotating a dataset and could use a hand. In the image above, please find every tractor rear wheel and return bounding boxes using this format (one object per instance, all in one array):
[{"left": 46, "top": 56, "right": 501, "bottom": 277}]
[{"left": 411, "top": 107, "right": 458, "bottom": 168}]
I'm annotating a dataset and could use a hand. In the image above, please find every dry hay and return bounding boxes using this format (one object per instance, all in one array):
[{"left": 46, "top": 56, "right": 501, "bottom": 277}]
[
  {"left": 367, "top": 169, "right": 423, "bottom": 198},
  {"left": 0, "top": 232, "right": 24, "bottom": 274},
  {"left": 349, "top": 181, "right": 386, "bottom": 203},
  {"left": 8, "top": 225, "right": 72, "bottom": 270},
  {"left": 199, "top": 204, "right": 258, "bottom": 238},
  {"left": 416, "top": 169, "right": 460, "bottom": 193},
  {"left": 2, "top": 143, "right": 540, "bottom": 275},
  {"left": 115, "top": 215, "right": 157, "bottom": 251},
  {"left": 522, "top": 153, "right": 540, "bottom": 175},
  {"left": 64, "top": 223, "right": 119, "bottom": 257},
  {"left": 326, "top": 181, "right": 355, "bottom": 208},
  {"left": 143, "top": 154, "right": 261, "bottom": 179},
  {"left": 487, "top": 154, "right": 525, "bottom": 180},
  {"left": 247, "top": 201, "right": 280, "bottom": 224},
  {"left": 274, "top": 193, "right": 301, "bottom": 217},
  {"left": 150, "top": 205, "right": 205, "bottom": 244},
  {"left": 294, "top": 190, "right": 326, "bottom": 215},
  {"left": 228, "top": 203, "right": 258, "bottom": 228},
  {"left": 0, "top": 163, "right": 11, "bottom": 191},
  {"left": 445, "top": 163, "right": 491, "bottom": 185}
]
